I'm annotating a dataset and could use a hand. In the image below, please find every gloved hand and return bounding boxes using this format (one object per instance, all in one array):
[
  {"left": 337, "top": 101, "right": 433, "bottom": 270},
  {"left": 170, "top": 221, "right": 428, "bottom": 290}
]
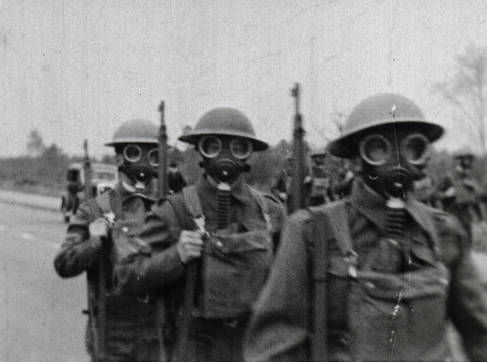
[
  {"left": 89, "top": 217, "right": 111, "bottom": 239},
  {"left": 177, "top": 230, "right": 204, "bottom": 264}
]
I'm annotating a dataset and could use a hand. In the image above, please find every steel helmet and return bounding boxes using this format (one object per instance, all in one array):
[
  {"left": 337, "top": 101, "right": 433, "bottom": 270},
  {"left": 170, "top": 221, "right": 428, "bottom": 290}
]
[
  {"left": 309, "top": 147, "right": 327, "bottom": 158},
  {"left": 105, "top": 119, "right": 159, "bottom": 147},
  {"left": 178, "top": 107, "right": 268, "bottom": 151},
  {"left": 453, "top": 146, "right": 475, "bottom": 159},
  {"left": 328, "top": 93, "right": 444, "bottom": 158}
]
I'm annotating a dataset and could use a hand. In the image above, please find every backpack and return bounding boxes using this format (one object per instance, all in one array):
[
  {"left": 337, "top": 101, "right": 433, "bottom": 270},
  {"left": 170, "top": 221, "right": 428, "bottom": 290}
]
[{"left": 307, "top": 200, "right": 451, "bottom": 361}]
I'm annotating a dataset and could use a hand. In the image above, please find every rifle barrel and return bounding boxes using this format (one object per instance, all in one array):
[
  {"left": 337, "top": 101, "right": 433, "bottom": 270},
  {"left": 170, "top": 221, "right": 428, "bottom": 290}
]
[{"left": 158, "top": 101, "right": 169, "bottom": 198}]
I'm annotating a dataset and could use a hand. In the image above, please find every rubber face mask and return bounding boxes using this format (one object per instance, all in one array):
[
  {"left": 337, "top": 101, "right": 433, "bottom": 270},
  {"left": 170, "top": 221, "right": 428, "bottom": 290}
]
[
  {"left": 198, "top": 135, "right": 252, "bottom": 185},
  {"left": 117, "top": 144, "right": 159, "bottom": 193},
  {"left": 456, "top": 155, "right": 474, "bottom": 176},
  {"left": 358, "top": 130, "right": 430, "bottom": 199}
]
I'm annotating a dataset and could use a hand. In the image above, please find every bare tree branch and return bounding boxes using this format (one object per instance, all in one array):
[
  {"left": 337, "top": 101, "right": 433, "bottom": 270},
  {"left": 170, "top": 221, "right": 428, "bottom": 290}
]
[{"left": 433, "top": 45, "right": 487, "bottom": 154}]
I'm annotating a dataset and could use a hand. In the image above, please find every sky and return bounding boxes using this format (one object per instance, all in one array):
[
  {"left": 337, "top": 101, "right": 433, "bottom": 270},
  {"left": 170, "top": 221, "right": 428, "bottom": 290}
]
[{"left": 1, "top": 0, "right": 487, "bottom": 158}]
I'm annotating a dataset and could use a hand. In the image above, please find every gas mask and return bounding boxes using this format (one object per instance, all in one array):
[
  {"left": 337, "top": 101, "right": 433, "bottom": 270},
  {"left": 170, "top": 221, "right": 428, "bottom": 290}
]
[
  {"left": 198, "top": 135, "right": 252, "bottom": 185},
  {"left": 456, "top": 156, "right": 474, "bottom": 177},
  {"left": 358, "top": 130, "right": 430, "bottom": 199},
  {"left": 198, "top": 135, "right": 253, "bottom": 229},
  {"left": 311, "top": 154, "right": 326, "bottom": 167},
  {"left": 117, "top": 144, "right": 159, "bottom": 194}
]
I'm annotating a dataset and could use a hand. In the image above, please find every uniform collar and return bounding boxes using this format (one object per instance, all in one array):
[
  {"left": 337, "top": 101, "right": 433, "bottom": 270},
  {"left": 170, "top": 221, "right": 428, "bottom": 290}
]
[
  {"left": 350, "top": 177, "right": 438, "bottom": 239},
  {"left": 196, "top": 174, "right": 253, "bottom": 206}
]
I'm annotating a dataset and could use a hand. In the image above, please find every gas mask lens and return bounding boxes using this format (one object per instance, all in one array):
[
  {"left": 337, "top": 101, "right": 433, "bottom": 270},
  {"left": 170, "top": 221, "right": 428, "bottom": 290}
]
[
  {"left": 230, "top": 138, "right": 252, "bottom": 160},
  {"left": 401, "top": 134, "right": 430, "bottom": 165},
  {"left": 199, "top": 136, "right": 253, "bottom": 160},
  {"left": 147, "top": 148, "right": 159, "bottom": 168},
  {"left": 199, "top": 136, "right": 222, "bottom": 159},
  {"left": 359, "top": 134, "right": 391, "bottom": 166},
  {"left": 123, "top": 144, "right": 142, "bottom": 163}
]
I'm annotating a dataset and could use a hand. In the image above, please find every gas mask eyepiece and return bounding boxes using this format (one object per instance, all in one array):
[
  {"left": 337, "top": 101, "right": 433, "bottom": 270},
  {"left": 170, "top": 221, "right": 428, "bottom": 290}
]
[
  {"left": 359, "top": 133, "right": 430, "bottom": 167},
  {"left": 198, "top": 136, "right": 253, "bottom": 160}
]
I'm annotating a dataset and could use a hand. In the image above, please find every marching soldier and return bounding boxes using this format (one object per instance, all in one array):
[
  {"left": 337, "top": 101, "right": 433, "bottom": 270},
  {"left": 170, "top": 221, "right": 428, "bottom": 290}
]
[
  {"left": 412, "top": 155, "right": 437, "bottom": 206},
  {"left": 54, "top": 119, "right": 161, "bottom": 362},
  {"left": 436, "top": 147, "right": 486, "bottom": 242},
  {"left": 113, "top": 108, "right": 284, "bottom": 361},
  {"left": 271, "top": 155, "right": 293, "bottom": 207},
  {"left": 332, "top": 159, "right": 355, "bottom": 199},
  {"left": 244, "top": 93, "right": 487, "bottom": 361},
  {"left": 307, "top": 148, "right": 333, "bottom": 206},
  {"left": 167, "top": 161, "right": 187, "bottom": 194}
]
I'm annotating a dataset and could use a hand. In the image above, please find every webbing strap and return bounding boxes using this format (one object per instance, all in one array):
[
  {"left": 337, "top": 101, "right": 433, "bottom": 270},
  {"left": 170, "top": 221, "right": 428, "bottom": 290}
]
[
  {"left": 323, "top": 201, "right": 354, "bottom": 258},
  {"left": 247, "top": 186, "right": 272, "bottom": 231},
  {"left": 182, "top": 185, "right": 204, "bottom": 220},
  {"left": 308, "top": 200, "right": 353, "bottom": 361}
]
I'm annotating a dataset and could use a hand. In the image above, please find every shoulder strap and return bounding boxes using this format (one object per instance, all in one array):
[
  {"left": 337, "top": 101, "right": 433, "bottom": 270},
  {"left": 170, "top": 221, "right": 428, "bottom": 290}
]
[
  {"left": 87, "top": 192, "right": 111, "bottom": 219},
  {"left": 247, "top": 186, "right": 272, "bottom": 231},
  {"left": 307, "top": 200, "right": 354, "bottom": 361},
  {"left": 323, "top": 201, "right": 358, "bottom": 277},
  {"left": 87, "top": 190, "right": 120, "bottom": 222},
  {"left": 182, "top": 185, "right": 203, "bottom": 219},
  {"left": 165, "top": 185, "right": 204, "bottom": 232},
  {"left": 323, "top": 201, "right": 354, "bottom": 256}
]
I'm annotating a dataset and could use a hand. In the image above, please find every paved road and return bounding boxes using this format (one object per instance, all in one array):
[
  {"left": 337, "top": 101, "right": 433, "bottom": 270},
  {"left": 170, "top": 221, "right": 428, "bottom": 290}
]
[{"left": 0, "top": 200, "right": 88, "bottom": 362}]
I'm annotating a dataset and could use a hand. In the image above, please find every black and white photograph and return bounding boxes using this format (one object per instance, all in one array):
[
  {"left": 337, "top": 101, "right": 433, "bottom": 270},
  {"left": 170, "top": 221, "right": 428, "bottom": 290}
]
[{"left": 2, "top": 1, "right": 487, "bottom": 361}]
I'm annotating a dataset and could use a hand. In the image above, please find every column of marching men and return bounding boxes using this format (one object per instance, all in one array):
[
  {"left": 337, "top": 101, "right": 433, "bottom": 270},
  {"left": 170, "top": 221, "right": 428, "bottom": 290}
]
[{"left": 54, "top": 94, "right": 487, "bottom": 362}]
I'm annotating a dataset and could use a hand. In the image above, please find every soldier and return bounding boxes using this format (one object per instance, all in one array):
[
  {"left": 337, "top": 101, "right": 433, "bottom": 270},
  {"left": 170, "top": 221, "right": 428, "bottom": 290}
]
[
  {"left": 307, "top": 148, "right": 333, "bottom": 206},
  {"left": 436, "top": 147, "right": 486, "bottom": 242},
  {"left": 54, "top": 119, "right": 161, "bottom": 362},
  {"left": 332, "top": 158, "right": 355, "bottom": 199},
  {"left": 412, "top": 155, "right": 437, "bottom": 206},
  {"left": 113, "top": 108, "right": 284, "bottom": 361},
  {"left": 271, "top": 155, "right": 293, "bottom": 206},
  {"left": 244, "top": 93, "right": 487, "bottom": 361},
  {"left": 167, "top": 161, "right": 187, "bottom": 194}
]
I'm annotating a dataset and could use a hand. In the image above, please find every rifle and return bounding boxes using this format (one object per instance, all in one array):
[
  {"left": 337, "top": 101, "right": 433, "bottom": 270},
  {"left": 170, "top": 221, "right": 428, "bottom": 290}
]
[
  {"left": 290, "top": 83, "right": 306, "bottom": 212},
  {"left": 83, "top": 140, "right": 106, "bottom": 362},
  {"left": 158, "top": 101, "right": 169, "bottom": 197},
  {"left": 156, "top": 101, "right": 171, "bottom": 362}
]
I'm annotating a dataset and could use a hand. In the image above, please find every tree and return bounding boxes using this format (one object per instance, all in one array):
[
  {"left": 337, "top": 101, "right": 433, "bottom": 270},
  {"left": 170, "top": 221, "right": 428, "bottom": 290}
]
[
  {"left": 434, "top": 45, "right": 487, "bottom": 154},
  {"left": 26, "top": 129, "right": 46, "bottom": 156}
]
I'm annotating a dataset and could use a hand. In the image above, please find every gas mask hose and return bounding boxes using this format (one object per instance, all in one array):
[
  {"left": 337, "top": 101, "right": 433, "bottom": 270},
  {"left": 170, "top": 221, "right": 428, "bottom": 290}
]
[{"left": 217, "top": 183, "right": 231, "bottom": 230}]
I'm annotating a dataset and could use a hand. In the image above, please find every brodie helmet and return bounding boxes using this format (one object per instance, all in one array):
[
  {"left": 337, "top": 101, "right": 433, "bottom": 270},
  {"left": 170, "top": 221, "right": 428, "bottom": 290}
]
[
  {"left": 105, "top": 119, "right": 159, "bottom": 147},
  {"left": 178, "top": 107, "right": 268, "bottom": 151},
  {"left": 328, "top": 93, "right": 444, "bottom": 158},
  {"left": 309, "top": 148, "right": 327, "bottom": 158},
  {"left": 453, "top": 146, "right": 475, "bottom": 159}
]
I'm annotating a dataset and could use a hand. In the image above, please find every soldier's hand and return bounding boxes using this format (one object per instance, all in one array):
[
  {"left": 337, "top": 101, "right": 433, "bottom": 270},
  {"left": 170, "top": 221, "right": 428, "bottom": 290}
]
[
  {"left": 89, "top": 217, "right": 110, "bottom": 239},
  {"left": 177, "top": 230, "right": 204, "bottom": 264}
]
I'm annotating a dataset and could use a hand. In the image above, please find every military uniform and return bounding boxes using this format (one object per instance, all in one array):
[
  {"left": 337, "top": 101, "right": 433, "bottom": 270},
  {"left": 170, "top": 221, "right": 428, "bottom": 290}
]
[
  {"left": 54, "top": 188, "right": 160, "bottom": 361},
  {"left": 245, "top": 178, "right": 487, "bottom": 361},
  {"left": 113, "top": 107, "right": 284, "bottom": 361},
  {"left": 114, "top": 176, "right": 283, "bottom": 361},
  {"left": 54, "top": 118, "right": 162, "bottom": 362},
  {"left": 245, "top": 93, "right": 487, "bottom": 361}
]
